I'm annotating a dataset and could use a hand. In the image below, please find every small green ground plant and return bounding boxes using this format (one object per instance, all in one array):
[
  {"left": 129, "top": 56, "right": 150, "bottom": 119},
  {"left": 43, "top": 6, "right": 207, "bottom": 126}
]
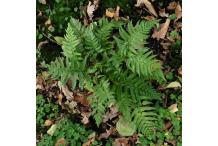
[
  {"left": 38, "top": 118, "right": 93, "bottom": 146},
  {"left": 45, "top": 17, "right": 166, "bottom": 138}
]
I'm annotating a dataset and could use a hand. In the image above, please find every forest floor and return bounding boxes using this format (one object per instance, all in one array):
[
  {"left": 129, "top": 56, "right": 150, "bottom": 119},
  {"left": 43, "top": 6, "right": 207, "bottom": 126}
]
[{"left": 36, "top": 0, "right": 182, "bottom": 145}]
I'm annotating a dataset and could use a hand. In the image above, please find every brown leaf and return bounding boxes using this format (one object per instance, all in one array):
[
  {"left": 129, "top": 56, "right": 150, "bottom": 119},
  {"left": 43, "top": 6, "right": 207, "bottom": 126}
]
[
  {"left": 37, "top": 40, "right": 48, "bottom": 49},
  {"left": 165, "top": 121, "right": 172, "bottom": 129},
  {"left": 159, "top": 8, "right": 169, "bottom": 17},
  {"left": 103, "top": 106, "right": 119, "bottom": 123},
  {"left": 55, "top": 138, "right": 66, "bottom": 146},
  {"left": 105, "top": 9, "right": 115, "bottom": 18},
  {"left": 160, "top": 42, "right": 171, "bottom": 50},
  {"left": 36, "top": 75, "right": 45, "bottom": 90},
  {"left": 98, "top": 128, "right": 116, "bottom": 140},
  {"left": 74, "top": 93, "right": 90, "bottom": 106},
  {"left": 58, "top": 81, "right": 74, "bottom": 100},
  {"left": 143, "top": 15, "right": 155, "bottom": 21},
  {"left": 44, "top": 119, "right": 53, "bottom": 127},
  {"left": 113, "top": 138, "right": 130, "bottom": 146},
  {"left": 82, "top": 133, "right": 95, "bottom": 146},
  {"left": 81, "top": 113, "right": 90, "bottom": 125},
  {"left": 168, "top": 104, "right": 178, "bottom": 113},
  {"left": 175, "top": 3, "right": 182, "bottom": 21},
  {"left": 167, "top": 2, "right": 177, "bottom": 10},
  {"left": 115, "top": 6, "right": 120, "bottom": 20},
  {"left": 87, "top": 0, "right": 100, "bottom": 20},
  {"left": 45, "top": 19, "right": 51, "bottom": 26},
  {"left": 152, "top": 18, "right": 170, "bottom": 40},
  {"left": 57, "top": 93, "right": 63, "bottom": 104},
  {"left": 135, "top": 0, "right": 158, "bottom": 17}
]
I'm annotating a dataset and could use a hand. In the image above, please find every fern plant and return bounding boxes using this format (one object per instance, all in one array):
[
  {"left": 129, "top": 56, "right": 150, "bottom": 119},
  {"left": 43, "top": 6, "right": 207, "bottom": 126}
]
[{"left": 46, "top": 17, "right": 165, "bottom": 137}]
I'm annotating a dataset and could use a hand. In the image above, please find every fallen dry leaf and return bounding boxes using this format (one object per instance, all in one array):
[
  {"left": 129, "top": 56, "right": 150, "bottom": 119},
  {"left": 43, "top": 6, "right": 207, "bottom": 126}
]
[
  {"left": 160, "top": 42, "right": 171, "bottom": 50},
  {"left": 87, "top": 0, "right": 100, "bottom": 20},
  {"left": 36, "top": 75, "right": 45, "bottom": 90},
  {"left": 74, "top": 92, "right": 90, "bottom": 106},
  {"left": 44, "top": 119, "right": 53, "bottom": 127},
  {"left": 82, "top": 133, "right": 95, "bottom": 146},
  {"left": 58, "top": 81, "right": 74, "bottom": 100},
  {"left": 166, "top": 81, "right": 181, "bottom": 88},
  {"left": 55, "top": 138, "right": 66, "bottom": 146},
  {"left": 175, "top": 3, "right": 182, "bottom": 21},
  {"left": 98, "top": 128, "right": 116, "bottom": 140},
  {"left": 113, "top": 138, "right": 130, "bottom": 146},
  {"left": 168, "top": 104, "right": 178, "bottom": 113},
  {"left": 115, "top": 6, "right": 120, "bottom": 20},
  {"left": 135, "top": 0, "right": 158, "bottom": 17},
  {"left": 38, "top": 0, "right": 46, "bottom": 5},
  {"left": 103, "top": 106, "right": 119, "bottom": 122},
  {"left": 152, "top": 18, "right": 171, "bottom": 40},
  {"left": 143, "top": 15, "right": 155, "bottom": 21},
  {"left": 159, "top": 8, "right": 169, "bottom": 18},
  {"left": 81, "top": 113, "right": 90, "bottom": 124},
  {"left": 167, "top": 1, "right": 177, "bottom": 10},
  {"left": 47, "top": 124, "right": 57, "bottom": 136},
  {"left": 165, "top": 121, "right": 172, "bottom": 129},
  {"left": 57, "top": 93, "right": 63, "bottom": 104},
  {"left": 37, "top": 40, "right": 49, "bottom": 49},
  {"left": 45, "top": 18, "right": 51, "bottom": 26},
  {"left": 106, "top": 8, "right": 115, "bottom": 18}
]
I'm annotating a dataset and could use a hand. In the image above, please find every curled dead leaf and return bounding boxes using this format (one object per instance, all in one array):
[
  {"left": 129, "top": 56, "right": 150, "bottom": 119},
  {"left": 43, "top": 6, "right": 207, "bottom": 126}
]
[
  {"left": 44, "top": 119, "right": 53, "bottom": 127},
  {"left": 98, "top": 128, "right": 116, "bottom": 140},
  {"left": 135, "top": 0, "right": 158, "bottom": 17},
  {"left": 166, "top": 81, "right": 181, "bottom": 88},
  {"left": 159, "top": 8, "right": 169, "bottom": 18},
  {"left": 115, "top": 6, "right": 120, "bottom": 20},
  {"left": 37, "top": 40, "right": 48, "bottom": 49},
  {"left": 55, "top": 138, "right": 66, "bottom": 146},
  {"left": 36, "top": 75, "right": 45, "bottom": 90},
  {"left": 165, "top": 121, "right": 172, "bottom": 130},
  {"left": 143, "top": 15, "right": 155, "bottom": 21},
  {"left": 82, "top": 132, "right": 96, "bottom": 146},
  {"left": 81, "top": 113, "right": 90, "bottom": 124},
  {"left": 152, "top": 18, "right": 171, "bottom": 40},
  {"left": 167, "top": 2, "right": 177, "bottom": 10},
  {"left": 168, "top": 104, "right": 178, "bottom": 113},
  {"left": 87, "top": 0, "right": 100, "bottom": 20},
  {"left": 175, "top": 3, "right": 182, "bottom": 21},
  {"left": 113, "top": 138, "right": 130, "bottom": 146},
  {"left": 74, "top": 93, "right": 90, "bottom": 106},
  {"left": 45, "top": 19, "right": 51, "bottom": 26},
  {"left": 106, "top": 9, "right": 115, "bottom": 18},
  {"left": 58, "top": 81, "right": 74, "bottom": 100},
  {"left": 103, "top": 106, "right": 119, "bottom": 123},
  {"left": 47, "top": 124, "right": 57, "bottom": 136},
  {"left": 160, "top": 42, "right": 171, "bottom": 50}
]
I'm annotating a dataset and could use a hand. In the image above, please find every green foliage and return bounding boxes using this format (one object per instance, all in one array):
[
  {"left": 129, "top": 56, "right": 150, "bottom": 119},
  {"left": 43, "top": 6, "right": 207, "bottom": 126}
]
[
  {"left": 46, "top": 17, "right": 165, "bottom": 137},
  {"left": 36, "top": 95, "right": 60, "bottom": 130},
  {"left": 38, "top": 118, "right": 93, "bottom": 146},
  {"left": 89, "top": 80, "right": 115, "bottom": 126}
]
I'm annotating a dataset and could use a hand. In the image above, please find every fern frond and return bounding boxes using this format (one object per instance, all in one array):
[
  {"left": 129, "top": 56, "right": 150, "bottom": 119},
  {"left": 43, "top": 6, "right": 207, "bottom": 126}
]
[
  {"left": 89, "top": 80, "right": 114, "bottom": 126},
  {"left": 126, "top": 49, "right": 164, "bottom": 81},
  {"left": 132, "top": 102, "right": 157, "bottom": 136},
  {"left": 62, "top": 23, "right": 81, "bottom": 60},
  {"left": 84, "top": 25, "right": 102, "bottom": 54}
]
